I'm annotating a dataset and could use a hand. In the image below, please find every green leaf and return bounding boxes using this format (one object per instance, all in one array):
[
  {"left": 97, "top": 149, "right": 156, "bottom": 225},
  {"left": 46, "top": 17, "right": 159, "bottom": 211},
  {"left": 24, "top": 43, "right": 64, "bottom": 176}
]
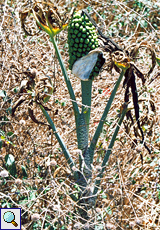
[
  {"left": 61, "top": 101, "right": 66, "bottom": 106},
  {"left": 6, "top": 107, "right": 12, "bottom": 114},
  {"left": 7, "top": 132, "right": 14, "bottom": 137},
  {"left": 13, "top": 87, "right": 19, "bottom": 93},
  {"left": 5, "top": 154, "right": 15, "bottom": 166},
  {"left": 4, "top": 154, "right": 16, "bottom": 176},
  {"left": 27, "top": 90, "right": 35, "bottom": 97},
  {"left": 9, "top": 163, "right": 17, "bottom": 177},
  {"left": 2, "top": 201, "right": 12, "bottom": 208},
  {"left": 37, "top": 165, "right": 42, "bottom": 172},
  {"left": 98, "top": 89, "right": 103, "bottom": 94},
  {"left": 21, "top": 165, "right": 28, "bottom": 178},
  {"left": 105, "top": 206, "right": 112, "bottom": 215},
  {"left": 30, "top": 192, "right": 36, "bottom": 200},
  {"left": 0, "top": 140, "right": 2, "bottom": 149},
  {"left": 0, "top": 90, "right": 6, "bottom": 97},
  {"left": 0, "top": 130, "right": 5, "bottom": 136}
]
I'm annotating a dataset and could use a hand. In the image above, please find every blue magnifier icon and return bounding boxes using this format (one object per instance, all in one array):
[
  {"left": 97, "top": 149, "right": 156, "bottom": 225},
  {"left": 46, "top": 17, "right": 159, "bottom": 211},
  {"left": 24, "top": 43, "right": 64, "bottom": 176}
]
[{"left": 3, "top": 211, "right": 18, "bottom": 227}]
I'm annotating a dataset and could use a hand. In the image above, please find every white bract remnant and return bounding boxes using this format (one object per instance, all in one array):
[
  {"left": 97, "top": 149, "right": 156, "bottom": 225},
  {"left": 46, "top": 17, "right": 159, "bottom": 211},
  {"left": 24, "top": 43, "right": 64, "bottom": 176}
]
[{"left": 72, "top": 50, "right": 103, "bottom": 81}]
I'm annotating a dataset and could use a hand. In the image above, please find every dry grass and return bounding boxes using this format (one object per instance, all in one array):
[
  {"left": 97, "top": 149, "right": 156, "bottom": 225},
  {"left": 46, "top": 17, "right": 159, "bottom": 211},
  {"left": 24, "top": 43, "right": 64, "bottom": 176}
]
[{"left": 0, "top": 0, "right": 160, "bottom": 229}]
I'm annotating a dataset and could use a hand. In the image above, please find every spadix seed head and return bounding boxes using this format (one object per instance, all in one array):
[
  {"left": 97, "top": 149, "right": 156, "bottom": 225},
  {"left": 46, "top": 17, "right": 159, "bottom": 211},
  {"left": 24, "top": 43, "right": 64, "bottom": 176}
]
[{"left": 68, "top": 11, "right": 104, "bottom": 80}]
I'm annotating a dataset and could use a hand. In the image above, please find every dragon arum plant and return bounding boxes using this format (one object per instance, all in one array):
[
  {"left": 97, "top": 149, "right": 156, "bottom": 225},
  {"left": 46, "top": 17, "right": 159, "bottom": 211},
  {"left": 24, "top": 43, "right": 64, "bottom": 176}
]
[{"left": 19, "top": 3, "right": 157, "bottom": 228}]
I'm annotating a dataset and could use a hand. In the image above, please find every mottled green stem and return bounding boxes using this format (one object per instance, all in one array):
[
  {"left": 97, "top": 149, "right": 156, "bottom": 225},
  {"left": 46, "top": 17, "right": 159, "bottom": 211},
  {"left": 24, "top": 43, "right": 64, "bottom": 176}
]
[
  {"left": 39, "top": 104, "right": 78, "bottom": 180},
  {"left": 33, "top": 10, "right": 79, "bottom": 118},
  {"left": 93, "top": 102, "right": 128, "bottom": 196},
  {"left": 50, "top": 36, "right": 79, "bottom": 118},
  {"left": 89, "top": 70, "right": 126, "bottom": 163},
  {"left": 76, "top": 80, "right": 92, "bottom": 180},
  {"left": 81, "top": 80, "right": 92, "bottom": 132}
]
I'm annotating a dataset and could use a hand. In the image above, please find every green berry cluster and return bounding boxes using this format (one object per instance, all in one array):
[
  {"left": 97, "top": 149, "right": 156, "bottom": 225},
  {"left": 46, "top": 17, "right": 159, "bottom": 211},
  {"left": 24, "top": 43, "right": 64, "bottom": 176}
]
[{"left": 68, "top": 11, "right": 104, "bottom": 79}]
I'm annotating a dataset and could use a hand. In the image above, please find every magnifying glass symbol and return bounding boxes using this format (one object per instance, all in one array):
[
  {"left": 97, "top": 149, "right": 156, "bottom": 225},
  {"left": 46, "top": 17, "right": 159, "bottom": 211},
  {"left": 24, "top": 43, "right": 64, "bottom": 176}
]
[{"left": 3, "top": 211, "right": 18, "bottom": 227}]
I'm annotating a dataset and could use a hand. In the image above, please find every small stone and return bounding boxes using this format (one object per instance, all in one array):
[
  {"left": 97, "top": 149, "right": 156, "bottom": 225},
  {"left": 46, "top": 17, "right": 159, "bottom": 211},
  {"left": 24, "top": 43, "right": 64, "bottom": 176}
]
[
  {"left": 135, "top": 218, "right": 142, "bottom": 225},
  {"left": 135, "top": 146, "right": 142, "bottom": 153},
  {"left": 96, "top": 208, "right": 101, "bottom": 213},
  {"left": 31, "top": 213, "right": 40, "bottom": 221},
  {"left": 105, "top": 223, "right": 116, "bottom": 229},
  {"left": 50, "top": 159, "right": 57, "bottom": 166},
  {"left": 129, "top": 221, "right": 136, "bottom": 227},
  {"left": 19, "top": 119, "right": 26, "bottom": 125},
  {"left": 72, "top": 166, "right": 77, "bottom": 171},
  {"left": 73, "top": 149, "right": 82, "bottom": 155},
  {"left": 0, "top": 170, "right": 9, "bottom": 178},
  {"left": 15, "top": 178, "right": 22, "bottom": 185}
]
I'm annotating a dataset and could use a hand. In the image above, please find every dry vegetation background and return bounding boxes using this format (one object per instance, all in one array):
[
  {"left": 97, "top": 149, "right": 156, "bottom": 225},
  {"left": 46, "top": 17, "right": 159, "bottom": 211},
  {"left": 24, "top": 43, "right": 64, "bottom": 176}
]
[{"left": 0, "top": 0, "right": 160, "bottom": 229}]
